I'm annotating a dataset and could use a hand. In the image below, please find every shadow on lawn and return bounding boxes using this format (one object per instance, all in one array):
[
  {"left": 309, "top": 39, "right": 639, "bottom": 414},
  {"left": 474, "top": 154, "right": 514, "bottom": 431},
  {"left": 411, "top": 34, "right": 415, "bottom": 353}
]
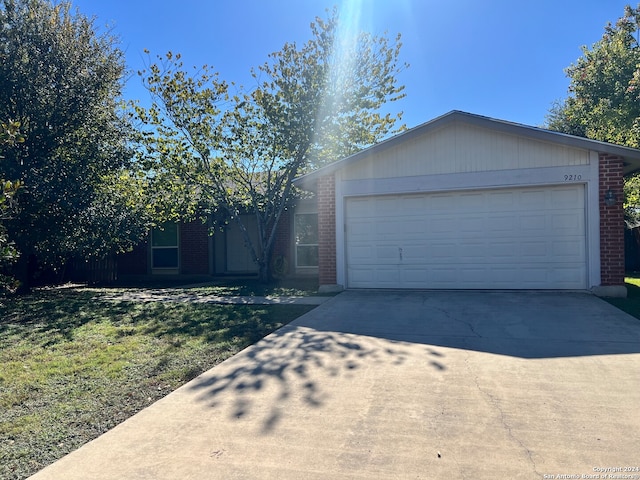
[
  {"left": 0, "top": 290, "right": 116, "bottom": 343},
  {"left": 0, "top": 290, "right": 309, "bottom": 349},
  {"left": 135, "top": 303, "right": 313, "bottom": 345}
]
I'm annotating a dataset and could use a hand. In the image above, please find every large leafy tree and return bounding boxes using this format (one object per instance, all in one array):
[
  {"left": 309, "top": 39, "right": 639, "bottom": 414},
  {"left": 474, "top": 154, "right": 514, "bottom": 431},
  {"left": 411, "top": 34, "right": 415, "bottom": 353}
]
[
  {"left": 0, "top": 0, "right": 151, "bottom": 289},
  {"left": 0, "top": 119, "right": 23, "bottom": 292},
  {"left": 137, "top": 9, "right": 407, "bottom": 282},
  {"left": 547, "top": 4, "right": 640, "bottom": 222}
]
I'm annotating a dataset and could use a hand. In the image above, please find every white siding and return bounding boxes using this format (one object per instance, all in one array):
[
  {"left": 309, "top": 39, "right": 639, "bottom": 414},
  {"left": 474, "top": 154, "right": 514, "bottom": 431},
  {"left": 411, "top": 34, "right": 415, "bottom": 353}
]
[{"left": 342, "top": 121, "right": 590, "bottom": 181}]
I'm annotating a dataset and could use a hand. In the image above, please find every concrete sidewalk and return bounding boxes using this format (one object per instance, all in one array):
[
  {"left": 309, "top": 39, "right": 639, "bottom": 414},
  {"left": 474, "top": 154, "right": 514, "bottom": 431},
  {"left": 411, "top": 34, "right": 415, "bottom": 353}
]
[{"left": 29, "top": 291, "right": 640, "bottom": 479}]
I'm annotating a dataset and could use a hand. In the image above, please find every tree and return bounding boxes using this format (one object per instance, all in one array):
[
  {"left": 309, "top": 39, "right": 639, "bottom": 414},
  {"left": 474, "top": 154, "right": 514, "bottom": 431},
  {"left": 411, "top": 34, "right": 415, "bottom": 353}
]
[
  {"left": 137, "top": 9, "right": 407, "bottom": 282},
  {"left": 547, "top": 4, "right": 640, "bottom": 223},
  {"left": 547, "top": 5, "right": 640, "bottom": 145},
  {"left": 0, "top": 0, "right": 151, "bottom": 289},
  {"left": 0, "top": 119, "right": 23, "bottom": 292}
]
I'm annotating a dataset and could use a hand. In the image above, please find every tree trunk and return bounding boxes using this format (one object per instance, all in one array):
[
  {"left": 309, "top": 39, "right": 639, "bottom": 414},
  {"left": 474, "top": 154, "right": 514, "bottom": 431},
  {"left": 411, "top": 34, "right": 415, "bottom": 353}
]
[
  {"left": 257, "top": 243, "right": 274, "bottom": 284},
  {"left": 14, "top": 253, "right": 33, "bottom": 294},
  {"left": 257, "top": 263, "right": 267, "bottom": 284}
]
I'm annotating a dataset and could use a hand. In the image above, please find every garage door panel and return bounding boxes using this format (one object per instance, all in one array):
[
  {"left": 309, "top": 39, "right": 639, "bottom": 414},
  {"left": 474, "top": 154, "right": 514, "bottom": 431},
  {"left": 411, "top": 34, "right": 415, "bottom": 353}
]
[
  {"left": 487, "top": 190, "right": 515, "bottom": 207},
  {"left": 459, "top": 217, "right": 485, "bottom": 233},
  {"left": 429, "top": 194, "right": 457, "bottom": 211},
  {"left": 551, "top": 187, "right": 582, "bottom": 203},
  {"left": 488, "top": 242, "right": 517, "bottom": 258},
  {"left": 348, "top": 266, "right": 399, "bottom": 288},
  {"left": 349, "top": 220, "right": 374, "bottom": 237},
  {"left": 431, "top": 217, "right": 458, "bottom": 233},
  {"left": 401, "top": 196, "right": 426, "bottom": 211},
  {"left": 458, "top": 242, "right": 487, "bottom": 258},
  {"left": 427, "top": 267, "right": 458, "bottom": 284},
  {"left": 376, "top": 245, "right": 402, "bottom": 263},
  {"left": 430, "top": 243, "right": 457, "bottom": 259},
  {"left": 457, "top": 193, "right": 486, "bottom": 209},
  {"left": 346, "top": 198, "right": 372, "bottom": 217},
  {"left": 551, "top": 213, "right": 583, "bottom": 231},
  {"left": 552, "top": 240, "right": 584, "bottom": 258},
  {"left": 519, "top": 241, "right": 547, "bottom": 258},
  {"left": 346, "top": 185, "right": 587, "bottom": 289},
  {"left": 519, "top": 215, "right": 546, "bottom": 230},
  {"left": 486, "top": 215, "right": 517, "bottom": 232},
  {"left": 521, "top": 190, "right": 548, "bottom": 207},
  {"left": 402, "top": 267, "right": 429, "bottom": 286},
  {"left": 373, "top": 197, "right": 401, "bottom": 215},
  {"left": 348, "top": 245, "right": 373, "bottom": 261}
]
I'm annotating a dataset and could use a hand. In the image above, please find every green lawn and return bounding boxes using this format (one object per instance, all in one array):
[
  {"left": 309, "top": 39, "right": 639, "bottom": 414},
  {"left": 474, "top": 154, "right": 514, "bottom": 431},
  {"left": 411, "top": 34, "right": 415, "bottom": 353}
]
[
  {"left": 0, "top": 289, "right": 314, "bottom": 480},
  {"left": 605, "top": 276, "right": 640, "bottom": 320},
  {"left": 105, "top": 276, "right": 325, "bottom": 297}
]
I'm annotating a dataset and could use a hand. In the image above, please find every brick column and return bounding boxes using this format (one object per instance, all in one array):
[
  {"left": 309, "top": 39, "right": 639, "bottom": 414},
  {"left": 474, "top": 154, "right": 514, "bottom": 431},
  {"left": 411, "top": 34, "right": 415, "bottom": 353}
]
[
  {"left": 317, "top": 174, "right": 337, "bottom": 286},
  {"left": 180, "top": 220, "right": 210, "bottom": 275},
  {"left": 599, "top": 154, "right": 625, "bottom": 289}
]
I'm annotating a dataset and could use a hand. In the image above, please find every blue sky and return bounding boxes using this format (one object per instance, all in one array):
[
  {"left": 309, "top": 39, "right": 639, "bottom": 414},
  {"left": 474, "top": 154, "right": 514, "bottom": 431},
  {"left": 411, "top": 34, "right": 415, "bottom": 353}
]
[{"left": 71, "top": 0, "right": 632, "bottom": 130}]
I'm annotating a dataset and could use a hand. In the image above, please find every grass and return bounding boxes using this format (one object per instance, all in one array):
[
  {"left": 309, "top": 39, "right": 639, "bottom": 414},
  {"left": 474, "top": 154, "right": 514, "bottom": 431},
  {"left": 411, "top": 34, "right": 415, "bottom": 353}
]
[
  {"left": 102, "top": 276, "right": 327, "bottom": 297},
  {"left": 605, "top": 275, "right": 640, "bottom": 320},
  {"left": 0, "top": 289, "right": 315, "bottom": 480}
]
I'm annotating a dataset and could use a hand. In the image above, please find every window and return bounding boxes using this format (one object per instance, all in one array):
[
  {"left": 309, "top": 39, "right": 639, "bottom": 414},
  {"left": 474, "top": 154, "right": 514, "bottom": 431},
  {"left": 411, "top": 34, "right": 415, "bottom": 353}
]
[
  {"left": 151, "top": 222, "right": 179, "bottom": 269},
  {"left": 295, "top": 213, "right": 318, "bottom": 267}
]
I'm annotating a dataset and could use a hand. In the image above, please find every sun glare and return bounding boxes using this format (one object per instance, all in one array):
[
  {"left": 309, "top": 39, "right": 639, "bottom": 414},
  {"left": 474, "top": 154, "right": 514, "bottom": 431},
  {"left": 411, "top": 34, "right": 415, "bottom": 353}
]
[{"left": 312, "top": 0, "right": 364, "bottom": 164}]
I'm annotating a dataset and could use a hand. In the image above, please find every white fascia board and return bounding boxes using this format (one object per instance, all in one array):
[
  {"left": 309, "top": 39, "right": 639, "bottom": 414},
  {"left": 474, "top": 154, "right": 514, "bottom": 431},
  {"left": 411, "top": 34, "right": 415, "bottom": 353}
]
[{"left": 340, "top": 165, "right": 593, "bottom": 198}]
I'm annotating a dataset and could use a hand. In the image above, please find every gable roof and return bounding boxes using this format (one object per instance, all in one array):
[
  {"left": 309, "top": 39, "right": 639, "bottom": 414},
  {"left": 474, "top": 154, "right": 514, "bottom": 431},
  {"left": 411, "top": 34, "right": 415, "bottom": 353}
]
[{"left": 293, "top": 110, "right": 640, "bottom": 191}]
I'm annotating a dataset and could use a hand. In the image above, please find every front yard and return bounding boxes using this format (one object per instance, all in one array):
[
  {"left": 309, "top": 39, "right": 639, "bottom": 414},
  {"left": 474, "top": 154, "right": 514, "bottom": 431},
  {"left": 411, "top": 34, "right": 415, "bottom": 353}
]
[
  {"left": 604, "top": 276, "right": 640, "bottom": 320},
  {"left": 0, "top": 287, "right": 315, "bottom": 480},
  {"left": 2, "top": 276, "right": 639, "bottom": 480}
]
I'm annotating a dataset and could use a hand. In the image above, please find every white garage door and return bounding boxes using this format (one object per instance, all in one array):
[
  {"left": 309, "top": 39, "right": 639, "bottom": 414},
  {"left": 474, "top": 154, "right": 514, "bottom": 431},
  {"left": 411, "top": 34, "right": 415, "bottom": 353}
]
[{"left": 346, "top": 185, "right": 587, "bottom": 289}]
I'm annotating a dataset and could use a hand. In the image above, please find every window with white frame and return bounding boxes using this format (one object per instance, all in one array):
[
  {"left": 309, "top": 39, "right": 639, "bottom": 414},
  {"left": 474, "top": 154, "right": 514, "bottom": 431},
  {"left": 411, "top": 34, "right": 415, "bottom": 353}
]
[
  {"left": 295, "top": 213, "right": 318, "bottom": 267},
  {"left": 151, "top": 222, "right": 179, "bottom": 269}
]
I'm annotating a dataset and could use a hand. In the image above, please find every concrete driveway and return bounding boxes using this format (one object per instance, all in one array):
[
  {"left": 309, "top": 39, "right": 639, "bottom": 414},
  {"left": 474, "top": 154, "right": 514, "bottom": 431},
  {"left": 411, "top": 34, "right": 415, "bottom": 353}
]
[{"left": 30, "top": 291, "right": 640, "bottom": 480}]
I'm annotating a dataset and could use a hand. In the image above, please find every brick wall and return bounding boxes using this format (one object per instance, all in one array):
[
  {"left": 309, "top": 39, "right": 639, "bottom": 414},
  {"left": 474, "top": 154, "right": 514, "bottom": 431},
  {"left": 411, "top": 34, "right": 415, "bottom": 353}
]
[
  {"left": 317, "top": 174, "right": 337, "bottom": 285},
  {"left": 599, "top": 154, "right": 625, "bottom": 286},
  {"left": 180, "top": 220, "right": 210, "bottom": 275}
]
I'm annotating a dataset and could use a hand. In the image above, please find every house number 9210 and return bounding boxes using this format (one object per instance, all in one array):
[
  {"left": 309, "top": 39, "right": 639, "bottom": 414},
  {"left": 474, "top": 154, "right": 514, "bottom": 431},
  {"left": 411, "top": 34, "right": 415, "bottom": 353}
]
[{"left": 564, "top": 174, "right": 582, "bottom": 181}]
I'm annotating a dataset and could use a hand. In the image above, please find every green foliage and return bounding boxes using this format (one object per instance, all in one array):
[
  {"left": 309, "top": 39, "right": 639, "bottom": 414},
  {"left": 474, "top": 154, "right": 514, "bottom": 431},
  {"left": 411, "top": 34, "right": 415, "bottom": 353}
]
[
  {"left": 547, "top": 5, "right": 640, "bottom": 146},
  {"left": 136, "top": 8, "right": 407, "bottom": 282},
  {"left": 0, "top": 119, "right": 24, "bottom": 147},
  {"left": 253, "top": 9, "right": 407, "bottom": 172},
  {"left": 1, "top": 120, "right": 23, "bottom": 293},
  {"left": 624, "top": 173, "right": 640, "bottom": 225},
  {"left": 547, "top": 5, "right": 640, "bottom": 222},
  {"left": 0, "top": 0, "right": 153, "bottom": 287}
]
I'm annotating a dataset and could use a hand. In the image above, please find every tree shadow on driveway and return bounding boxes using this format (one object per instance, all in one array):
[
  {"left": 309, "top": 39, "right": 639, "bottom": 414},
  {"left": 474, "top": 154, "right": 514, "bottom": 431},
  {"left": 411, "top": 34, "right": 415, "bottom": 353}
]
[
  {"left": 187, "top": 290, "right": 640, "bottom": 435},
  {"left": 188, "top": 322, "right": 420, "bottom": 434}
]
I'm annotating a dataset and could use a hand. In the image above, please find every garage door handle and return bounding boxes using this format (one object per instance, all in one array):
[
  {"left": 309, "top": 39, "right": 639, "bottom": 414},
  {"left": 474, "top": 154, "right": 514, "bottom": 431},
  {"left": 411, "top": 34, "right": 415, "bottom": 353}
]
[{"left": 399, "top": 247, "right": 403, "bottom": 261}]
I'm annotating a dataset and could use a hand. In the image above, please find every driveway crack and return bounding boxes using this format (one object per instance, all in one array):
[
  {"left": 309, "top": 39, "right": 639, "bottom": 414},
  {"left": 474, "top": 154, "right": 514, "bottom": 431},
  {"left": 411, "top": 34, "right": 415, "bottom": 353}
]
[
  {"left": 425, "top": 405, "right": 469, "bottom": 480},
  {"left": 463, "top": 355, "right": 541, "bottom": 477},
  {"left": 426, "top": 301, "right": 482, "bottom": 338}
]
